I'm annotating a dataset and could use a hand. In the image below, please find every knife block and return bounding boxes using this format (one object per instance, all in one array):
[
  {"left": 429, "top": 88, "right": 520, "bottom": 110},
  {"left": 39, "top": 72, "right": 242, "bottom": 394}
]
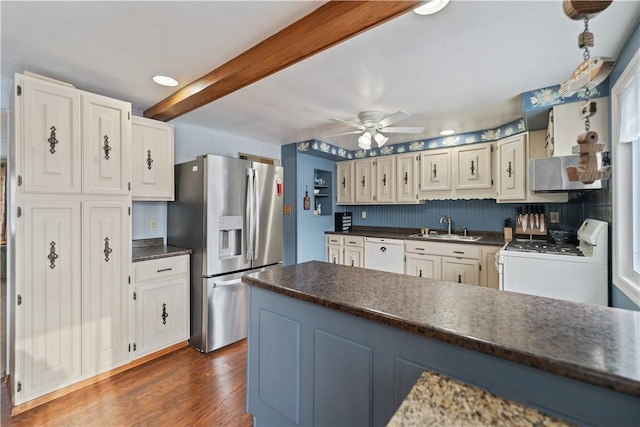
[{"left": 515, "top": 216, "right": 547, "bottom": 236}]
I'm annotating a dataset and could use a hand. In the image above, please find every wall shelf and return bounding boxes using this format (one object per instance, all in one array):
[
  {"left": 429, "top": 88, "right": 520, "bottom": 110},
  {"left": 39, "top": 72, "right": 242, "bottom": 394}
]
[{"left": 313, "top": 169, "right": 332, "bottom": 216}]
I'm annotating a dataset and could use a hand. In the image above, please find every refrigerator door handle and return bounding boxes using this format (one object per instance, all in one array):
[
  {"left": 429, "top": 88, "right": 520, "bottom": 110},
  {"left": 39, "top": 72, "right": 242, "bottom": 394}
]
[
  {"left": 253, "top": 168, "right": 260, "bottom": 259},
  {"left": 246, "top": 168, "right": 255, "bottom": 261}
]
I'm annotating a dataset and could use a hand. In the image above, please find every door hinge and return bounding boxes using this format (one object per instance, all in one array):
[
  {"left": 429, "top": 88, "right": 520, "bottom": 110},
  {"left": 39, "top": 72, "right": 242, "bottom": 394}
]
[
  {"left": 17, "top": 381, "right": 22, "bottom": 392},
  {"left": 17, "top": 294, "right": 22, "bottom": 306},
  {"left": 491, "top": 179, "right": 494, "bottom": 186},
  {"left": 16, "top": 207, "right": 22, "bottom": 218},
  {"left": 128, "top": 112, "right": 131, "bottom": 120},
  {"left": 128, "top": 182, "right": 131, "bottom": 191},
  {"left": 128, "top": 206, "right": 131, "bottom": 216},
  {"left": 491, "top": 145, "right": 494, "bottom": 153},
  {"left": 373, "top": 160, "right": 376, "bottom": 166},
  {"left": 133, "top": 292, "right": 137, "bottom": 301},
  {"left": 17, "top": 175, "right": 22, "bottom": 186},
  {"left": 373, "top": 195, "right": 376, "bottom": 201},
  {"left": 129, "top": 344, "right": 131, "bottom": 352},
  {"left": 128, "top": 275, "right": 131, "bottom": 284},
  {"left": 479, "top": 265, "right": 482, "bottom": 271},
  {"left": 133, "top": 343, "right": 136, "bottom": 351},
  {"left": 17, "top": 85, "right": 21, "bottom": 96}
]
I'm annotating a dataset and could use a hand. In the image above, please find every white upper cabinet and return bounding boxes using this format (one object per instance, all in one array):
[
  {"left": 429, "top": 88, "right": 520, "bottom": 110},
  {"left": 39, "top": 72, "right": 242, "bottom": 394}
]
[
  {"left": 82, "top": 92, "right": 131, "bottom": 195},
  {"left": 396, "top": 153, "right": 418, "bottom": 203},
  {"left": 418, "top": 149, "right": 451, "bottom": 194},
  {"left": 19, "top": 78, "right": 82, "bottom": 194},
  {"left": 132, "top": 116, "right": 174, "bottom": 201},
  {"left": 550, "top": 96, "right": 609, "bottom": 156},
  {"left": 354, "top": 159, "right": 376, "bottom": 204},
  {"left": 336, "top": 161, "right": 354, "bottom": 204},
  {"left": 375, "top": 156, "right": 395, "bottom": 203},
  {"left": 496, "top": 134, "right": 527, "bottom": 201},
  {"left": 455, "top": 143, "right": 493, "bottom": 191}
]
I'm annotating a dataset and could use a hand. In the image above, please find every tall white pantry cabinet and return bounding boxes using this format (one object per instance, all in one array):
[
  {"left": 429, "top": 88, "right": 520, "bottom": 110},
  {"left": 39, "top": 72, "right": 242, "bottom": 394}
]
[{"left": 11, "top": 74, "right": 132, "bottom": 405}]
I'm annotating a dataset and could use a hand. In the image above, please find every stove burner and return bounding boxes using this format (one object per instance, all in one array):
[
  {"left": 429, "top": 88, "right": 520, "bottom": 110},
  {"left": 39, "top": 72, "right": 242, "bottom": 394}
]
[{"left": 505, "top": 241, "right": 584, "bottom": 256}]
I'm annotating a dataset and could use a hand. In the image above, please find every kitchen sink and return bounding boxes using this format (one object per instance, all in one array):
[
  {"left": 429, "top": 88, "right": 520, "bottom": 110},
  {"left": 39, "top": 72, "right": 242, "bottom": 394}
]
[{"left": 409, "top": 234, "right": 483, "bottom": 242}]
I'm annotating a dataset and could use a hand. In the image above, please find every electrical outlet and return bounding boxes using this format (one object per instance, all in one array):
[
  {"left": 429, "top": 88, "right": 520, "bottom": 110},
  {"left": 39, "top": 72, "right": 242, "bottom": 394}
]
[
  {"left": 149, "top": 219, "right": 158, "bottom": 231},
  {"left": 361, "top": 210, "right": 367, "bottom": 219},
  {"left": 549, "top": 212, "right": 560, "bottom": 223}
]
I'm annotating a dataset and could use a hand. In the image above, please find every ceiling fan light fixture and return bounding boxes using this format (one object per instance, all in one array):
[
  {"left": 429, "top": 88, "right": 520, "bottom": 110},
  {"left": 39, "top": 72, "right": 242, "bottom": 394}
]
[
  {"left": 440, "top": 129, "right": 456, "bottom": 136},
  {"left": 413, "top": 0, "right": 450, "bottom": 16},
  {"left": 373, "top": 132, "right": 389, "bottom": 147},
  {"left": 152, "top": 75, "right": 179, "bottom": 87},
  {"left": 358, "top": 132, "right": 372, "bottom": 150}
]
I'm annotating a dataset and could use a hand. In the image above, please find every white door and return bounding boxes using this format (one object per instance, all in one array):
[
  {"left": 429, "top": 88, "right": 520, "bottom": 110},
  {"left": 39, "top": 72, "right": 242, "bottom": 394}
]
[
  {"left": 20, "top": 78, "right": 81, "bottom": 194},
  {"left": 83, "top": 93, "right": 131, "bottom": 195},
  {"left": 354, "top": 159, "right": 376, "bottom": 203},
  {"left": 375, "top": 156, "right": 395, "bottom": 203},
  {"left": 419, "top": 150, "right": 451, "bottom": 192},
  {"left": 497, "top": 135, "right": 527, "bottom": 201},
  {"left": 132, "top": 116, "right": 174, "bottom": 201},
  {"left": 18, "top": 200, "right": 81, "bottom": 402},
  {"left": 336, "top": 161, "right": 353, "bottom": 204},
  {"left": 82, "top": 201, "right": 130, "bottom": 374},
  {"left": 405, "top": 254, "right": 441, "bottom": 279},
  {"left": 442, "top": 258, "right": 480, "bottom": 285},
  {"left": 327, "top": 244, "right": 343, "bottom": 264},
  {"left": 396, "top": 153, "right": 417, "bottom": 203},
  {"left": 456, "top": 143, "right": 493, "bottom": 190},
  {"left": 136, "top": 278, "right": 188, "bottom": 357},
  {"left": 344, "top": 246, "right": 363, "bottom": 267}
]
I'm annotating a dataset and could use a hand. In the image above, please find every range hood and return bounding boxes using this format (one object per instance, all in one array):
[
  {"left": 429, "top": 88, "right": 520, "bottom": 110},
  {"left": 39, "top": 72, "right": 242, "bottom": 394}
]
[{"left": 530, "top": 152, "right": 610, "bottom": 192}]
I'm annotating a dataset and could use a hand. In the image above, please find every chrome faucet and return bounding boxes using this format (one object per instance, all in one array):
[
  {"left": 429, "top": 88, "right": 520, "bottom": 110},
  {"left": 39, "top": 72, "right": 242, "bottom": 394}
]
[{"left": 439, "top": 215, "right": 452, "bottom": 235}]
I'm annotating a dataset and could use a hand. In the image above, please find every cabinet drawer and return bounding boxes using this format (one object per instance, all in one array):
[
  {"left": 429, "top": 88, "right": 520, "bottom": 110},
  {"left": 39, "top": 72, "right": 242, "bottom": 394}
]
[
  {"left": 343, "top": 236, "right": 364, "bottom": 247},
  {"left": 405, "top": 240, "right": 481, "bottom": 259},
  {"left": 326, "top": 235, "right": 344, "bottom": 245},
  {"left": 134, "top": 255, "right": 189, "bottom": 284},
  {"left": 404, "top": 240, "right": 439, "bottom": 254}
]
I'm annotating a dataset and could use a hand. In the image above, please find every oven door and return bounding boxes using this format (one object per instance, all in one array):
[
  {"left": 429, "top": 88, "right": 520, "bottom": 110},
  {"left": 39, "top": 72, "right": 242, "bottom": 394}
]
[{"left": 499, "top": 252, "right": 607, "bottom": 306}]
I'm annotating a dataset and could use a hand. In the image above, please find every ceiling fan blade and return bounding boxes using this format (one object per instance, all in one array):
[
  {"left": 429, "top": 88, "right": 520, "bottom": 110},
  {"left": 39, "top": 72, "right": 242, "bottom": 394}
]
[
  {"left": 380, "top": 126, "right": 425, "bottom": 134},
  {"left": 325, "top": 130, "right": 363, "bottom": 137},
  {"left": 377, "top": 110, "right": 410, "bottom": 128},
  {"left": 330, "top": 118, "right": 364, "bottom": 129}
]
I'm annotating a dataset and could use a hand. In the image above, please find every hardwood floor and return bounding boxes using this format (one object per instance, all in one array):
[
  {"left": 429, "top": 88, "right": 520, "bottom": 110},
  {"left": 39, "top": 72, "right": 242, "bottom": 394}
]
[{"left": 1, "top": 341, "right": 253, "bottom": 426}]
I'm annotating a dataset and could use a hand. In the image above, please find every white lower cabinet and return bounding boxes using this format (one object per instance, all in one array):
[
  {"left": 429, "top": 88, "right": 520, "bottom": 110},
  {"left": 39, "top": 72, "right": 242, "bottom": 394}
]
[
  {"left": 132, "top": 255, "right": 190, "bottom": 358},
  {"left": 442, "top": 258, "right": 480, "bottom": 286},
  {"left": 18, "top": 200, "right": 82, "bottom": 402},
  {"left": 326, "top": 235, "right": 364, "bottom": 267},
  {"left": 405, "top": 253, "right": 441, "bottom": 279}
]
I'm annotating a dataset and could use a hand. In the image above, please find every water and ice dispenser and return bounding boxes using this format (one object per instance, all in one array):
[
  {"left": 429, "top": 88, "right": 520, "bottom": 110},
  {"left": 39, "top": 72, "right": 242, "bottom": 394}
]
[{"left": 218, "top": 216, "right": 243, "bottom": 258}]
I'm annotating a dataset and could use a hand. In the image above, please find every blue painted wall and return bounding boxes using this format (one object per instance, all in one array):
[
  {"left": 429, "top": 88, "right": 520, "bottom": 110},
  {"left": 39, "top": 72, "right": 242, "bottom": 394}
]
[{"left": 282, "top": 144, "right": 298, "bottom": 266}]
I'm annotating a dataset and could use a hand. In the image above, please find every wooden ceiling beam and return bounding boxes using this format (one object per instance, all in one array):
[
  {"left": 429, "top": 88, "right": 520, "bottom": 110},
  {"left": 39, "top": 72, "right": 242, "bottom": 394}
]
[{"left": 143, "top": 1, "right": 422, "bottom": 122}]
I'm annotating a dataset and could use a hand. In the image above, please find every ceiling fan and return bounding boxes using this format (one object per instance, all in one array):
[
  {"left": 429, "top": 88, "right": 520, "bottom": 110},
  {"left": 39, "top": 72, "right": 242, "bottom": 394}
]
[{"left": 328, "top": 110, "right": 425, "bottom": 150}]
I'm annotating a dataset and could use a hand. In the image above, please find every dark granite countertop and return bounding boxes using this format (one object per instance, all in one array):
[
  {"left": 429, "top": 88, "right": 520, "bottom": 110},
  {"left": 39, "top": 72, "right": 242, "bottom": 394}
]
[
  {"left": 242, "top": 261, "right": 640, "bottom": 397},
  {"left": 326, "top": 226, "right": 507, "bottom": 247},
  {"left": 132, "top": 238, "right": 192, "bottom": 262}
]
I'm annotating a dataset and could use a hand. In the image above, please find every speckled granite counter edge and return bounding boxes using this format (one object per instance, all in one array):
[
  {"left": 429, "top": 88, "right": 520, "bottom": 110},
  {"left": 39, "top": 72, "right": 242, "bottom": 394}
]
[
  {"left": 386, "top": 370, "right": 573, "bottom": 427},
  {"left": 242, "top": 270, "right": 640, "bottom": 397},
  {"left": 131, "top": 238, "right": 192, "bottom": 262}
]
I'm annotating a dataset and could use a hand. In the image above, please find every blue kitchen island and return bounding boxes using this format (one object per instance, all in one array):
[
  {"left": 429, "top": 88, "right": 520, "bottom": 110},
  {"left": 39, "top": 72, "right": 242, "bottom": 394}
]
[{"left": 242, "top": 261, "right": 640, "bottom": 426}]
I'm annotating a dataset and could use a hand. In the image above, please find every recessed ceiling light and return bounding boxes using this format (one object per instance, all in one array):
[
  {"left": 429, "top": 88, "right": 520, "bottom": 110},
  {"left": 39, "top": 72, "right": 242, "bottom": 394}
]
[
  {"left": 152, "top": 75, "right": 179, "bottom": 87},
  {"left": 413, "top": 0, "right": 450, "bottom": 16},
  {"left": 440, "top": 129, "right": 456, "bottom": 136}
]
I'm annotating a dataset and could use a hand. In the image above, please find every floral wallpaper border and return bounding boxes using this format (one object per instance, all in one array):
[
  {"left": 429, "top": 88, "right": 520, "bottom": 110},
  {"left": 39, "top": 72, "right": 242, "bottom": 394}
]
[
  {"left": 296, "top": 118, "right": 526, "bottom": 160},
  {"left": 521, "top": 80, "right": 609, "bottom": 110}
]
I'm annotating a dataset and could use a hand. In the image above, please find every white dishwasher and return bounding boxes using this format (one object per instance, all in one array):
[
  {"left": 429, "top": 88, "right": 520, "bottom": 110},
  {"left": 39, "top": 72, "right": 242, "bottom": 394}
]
[{"left": 364, "top": 237, "right": 404, "bottom": 274}]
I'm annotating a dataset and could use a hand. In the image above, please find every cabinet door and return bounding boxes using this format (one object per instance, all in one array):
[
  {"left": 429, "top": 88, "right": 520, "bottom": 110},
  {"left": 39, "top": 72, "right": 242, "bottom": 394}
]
[
  {"left": 419, "top": 150, "right": 451, "bottom": 192},
  {"left": 336, "top": 161, "right": 354, "bottom": 204},
  {"left": 20, "top": 78, "right": 81, "bottom": 194},
  {"left": 132, "top": 116, "right": 174, "bottom": 201},
  {"left": 442, "top": 258, "right": 480, "bottom": 286},
  {"left": 497, "top": 135, "right": 526, "bottom": 201},
  {"left": 83, "top": 93, "right": 131, "bottom": 195},
  {"left": 136, "top": 277, "right": 188, "bottom": 358},
  {"left": 327, "top": 244, "right": 343, "bottom": 264},
  {"left": 82, "top": 201, "right": 130, "bottom": 374},
  {"left": 396, "top": 153, "right": 417, "bottom": 203},
  {"left": 344, "top": 246, "right": 363, "bottom": 267},
  {"left": 405, "top": 253, "right": 441, "bottom": 279},
  {"left": 19, "top": 201, "right": 81, "bottom": 402},
  {"left": 375, "top": 156, "right": 395, "bottom": 203},
  {"left": 482, "top": 248, "right": 499, "bottom": 289},
  {"left": 354, "top": 159, "right": 376, "bottom": 203},
  {"left": 456, "top": 143, "right": 493, "bottom": 190}
]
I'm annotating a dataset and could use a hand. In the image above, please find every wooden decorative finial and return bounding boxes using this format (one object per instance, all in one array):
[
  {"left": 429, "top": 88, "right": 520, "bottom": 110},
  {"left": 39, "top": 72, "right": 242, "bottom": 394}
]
[{"left": 563, "top": 1, "right": 613, "bottom": 20}]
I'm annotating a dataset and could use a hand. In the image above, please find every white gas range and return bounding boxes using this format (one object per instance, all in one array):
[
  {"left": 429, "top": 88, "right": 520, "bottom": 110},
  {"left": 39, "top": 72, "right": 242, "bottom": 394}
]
[{"left": 497, "top": 219, "right": 608, "bottom": 306}]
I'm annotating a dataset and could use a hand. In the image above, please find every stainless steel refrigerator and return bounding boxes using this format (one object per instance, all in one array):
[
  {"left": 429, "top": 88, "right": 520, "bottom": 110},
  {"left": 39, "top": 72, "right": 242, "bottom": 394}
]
[{"left": 168, "top": 154, "right": 283, "bottom": 352}]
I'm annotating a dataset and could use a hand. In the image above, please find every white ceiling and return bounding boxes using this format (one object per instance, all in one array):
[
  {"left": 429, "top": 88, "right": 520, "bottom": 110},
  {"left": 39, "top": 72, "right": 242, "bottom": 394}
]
[{"left": 2, "top": 1, "right": 639, "bottom": 151}]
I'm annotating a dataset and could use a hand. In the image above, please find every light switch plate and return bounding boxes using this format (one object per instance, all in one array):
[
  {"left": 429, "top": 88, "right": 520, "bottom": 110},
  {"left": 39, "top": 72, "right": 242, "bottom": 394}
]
[
  {"left": 549, "top": 212, "right": 560, "bottom": 223},
  {"left": 361, "top": 210, "right": 366, "bottom": 219},
  {"left": 149, "top": 219, "right": 158, "bottom": 231}
]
